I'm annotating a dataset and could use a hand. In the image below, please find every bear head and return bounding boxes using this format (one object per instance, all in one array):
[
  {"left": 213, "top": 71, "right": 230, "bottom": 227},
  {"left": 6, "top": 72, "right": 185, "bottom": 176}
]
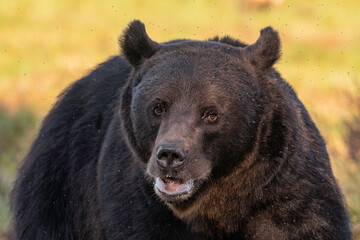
[{"left": 119, "top": 20, "right": 281, "bottom": 213}]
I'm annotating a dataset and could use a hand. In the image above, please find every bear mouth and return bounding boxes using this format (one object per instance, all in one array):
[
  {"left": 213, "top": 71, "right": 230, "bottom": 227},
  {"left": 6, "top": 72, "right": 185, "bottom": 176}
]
[{"left": 155, "top": 177, "right": 194, "bottom": 197}]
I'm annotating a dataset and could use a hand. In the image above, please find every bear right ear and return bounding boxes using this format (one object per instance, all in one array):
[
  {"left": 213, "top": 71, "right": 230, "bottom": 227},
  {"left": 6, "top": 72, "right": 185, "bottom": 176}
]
[{"left": 119, "top": 20, "right": 160, "bottom": 67}]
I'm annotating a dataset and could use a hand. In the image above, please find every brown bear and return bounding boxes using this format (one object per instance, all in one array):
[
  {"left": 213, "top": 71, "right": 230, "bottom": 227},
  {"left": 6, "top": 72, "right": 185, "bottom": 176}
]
[{"left": 12, "top": 20, "right": 352, "bottom": 240}]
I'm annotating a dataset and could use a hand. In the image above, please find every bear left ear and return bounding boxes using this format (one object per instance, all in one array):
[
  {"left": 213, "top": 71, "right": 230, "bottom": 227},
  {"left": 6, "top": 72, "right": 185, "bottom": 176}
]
[
  {"left": 119, "top": 20, "right": 160, "bottom": 67},
  {"left": 243, "top": 27, "right": 281, "bottom": 71}
]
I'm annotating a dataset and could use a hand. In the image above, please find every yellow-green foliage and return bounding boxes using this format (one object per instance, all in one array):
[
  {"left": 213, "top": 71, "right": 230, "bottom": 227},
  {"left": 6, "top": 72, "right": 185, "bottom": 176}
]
[{"left": 0, "top": 0, "right": 359, "bottom": 238}]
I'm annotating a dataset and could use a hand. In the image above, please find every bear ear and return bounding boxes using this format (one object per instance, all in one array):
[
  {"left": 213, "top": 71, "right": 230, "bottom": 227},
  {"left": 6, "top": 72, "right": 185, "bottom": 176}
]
[
  {"left": 119, "top": 20, "right": 160, "bottom": 67},
  {"left": 243, "top": 27, "right": 281, "bottom": 71}
]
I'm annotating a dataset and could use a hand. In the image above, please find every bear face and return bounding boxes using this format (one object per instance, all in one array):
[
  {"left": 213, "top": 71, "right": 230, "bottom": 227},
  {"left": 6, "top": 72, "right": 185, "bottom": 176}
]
[{"left": 120, "top": 21, "right": 281, "bottom": 210}]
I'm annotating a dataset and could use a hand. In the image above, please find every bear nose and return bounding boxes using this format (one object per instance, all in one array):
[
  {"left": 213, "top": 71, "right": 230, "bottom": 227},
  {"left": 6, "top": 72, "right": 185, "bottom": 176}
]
[{"left": 156, "top": 145, "right": 187, "bottom": 168}]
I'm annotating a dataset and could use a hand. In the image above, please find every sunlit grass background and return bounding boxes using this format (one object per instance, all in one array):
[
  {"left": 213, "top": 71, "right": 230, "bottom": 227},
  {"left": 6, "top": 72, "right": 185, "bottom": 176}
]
[{"left": 1, "top": 0, "right": 359, "bottom": 239}]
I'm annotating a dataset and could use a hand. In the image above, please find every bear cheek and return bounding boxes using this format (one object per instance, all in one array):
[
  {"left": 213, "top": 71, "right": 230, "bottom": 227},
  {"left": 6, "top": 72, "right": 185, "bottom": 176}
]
[
  {"left": 130, "top": 108, "right": 158, "bottom": 161},
  {"left": 146, "top": 154, "right": 160, "bottom": 177},
  {"left": 186, "top": 155, "right": 212, "bottom": 180}
]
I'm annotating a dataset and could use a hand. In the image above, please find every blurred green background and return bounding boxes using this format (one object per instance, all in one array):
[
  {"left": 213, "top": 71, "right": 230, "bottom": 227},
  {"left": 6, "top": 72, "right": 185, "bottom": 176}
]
[{"left": 1, "top": 0, "right": 359, "bottom": 239}]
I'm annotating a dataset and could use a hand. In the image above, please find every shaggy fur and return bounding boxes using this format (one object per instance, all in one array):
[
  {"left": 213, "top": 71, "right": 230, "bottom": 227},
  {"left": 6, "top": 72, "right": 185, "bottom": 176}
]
[{"left": 12, "top": 20, "right": 352, "bottom": 240}]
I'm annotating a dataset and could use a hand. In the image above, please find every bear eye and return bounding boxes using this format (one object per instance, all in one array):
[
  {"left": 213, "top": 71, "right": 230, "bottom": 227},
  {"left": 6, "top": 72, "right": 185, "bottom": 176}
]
[
  {"left": 203, "top": 112, "right": 219, "bottom": 123},
  {"left": 153, "top": 105, "right": 165, "bottom": 116}
]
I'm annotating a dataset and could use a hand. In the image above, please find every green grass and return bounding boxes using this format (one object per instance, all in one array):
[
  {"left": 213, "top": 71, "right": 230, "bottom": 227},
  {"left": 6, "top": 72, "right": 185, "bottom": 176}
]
[
  {"left": 0, "top": 108, "right": 37, "bottom": 238},
  {"left": 1, "top": 0, "right": 360, "bottom": 238}
]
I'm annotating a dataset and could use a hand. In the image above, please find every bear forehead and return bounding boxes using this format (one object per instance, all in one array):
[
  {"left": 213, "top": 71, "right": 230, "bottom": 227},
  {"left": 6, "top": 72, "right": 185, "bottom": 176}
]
[
  {"left": 132, "top": 40, "right": 256, "bottom": 101},
  {"left": 134, "top": 64, "right": 253, "bottom": 108},
  {"left": 138, "top": 59, "right": 252, "bottom": 94},
  {"left": 140, "top": 42, "right": 253, "bottom": 83}
]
